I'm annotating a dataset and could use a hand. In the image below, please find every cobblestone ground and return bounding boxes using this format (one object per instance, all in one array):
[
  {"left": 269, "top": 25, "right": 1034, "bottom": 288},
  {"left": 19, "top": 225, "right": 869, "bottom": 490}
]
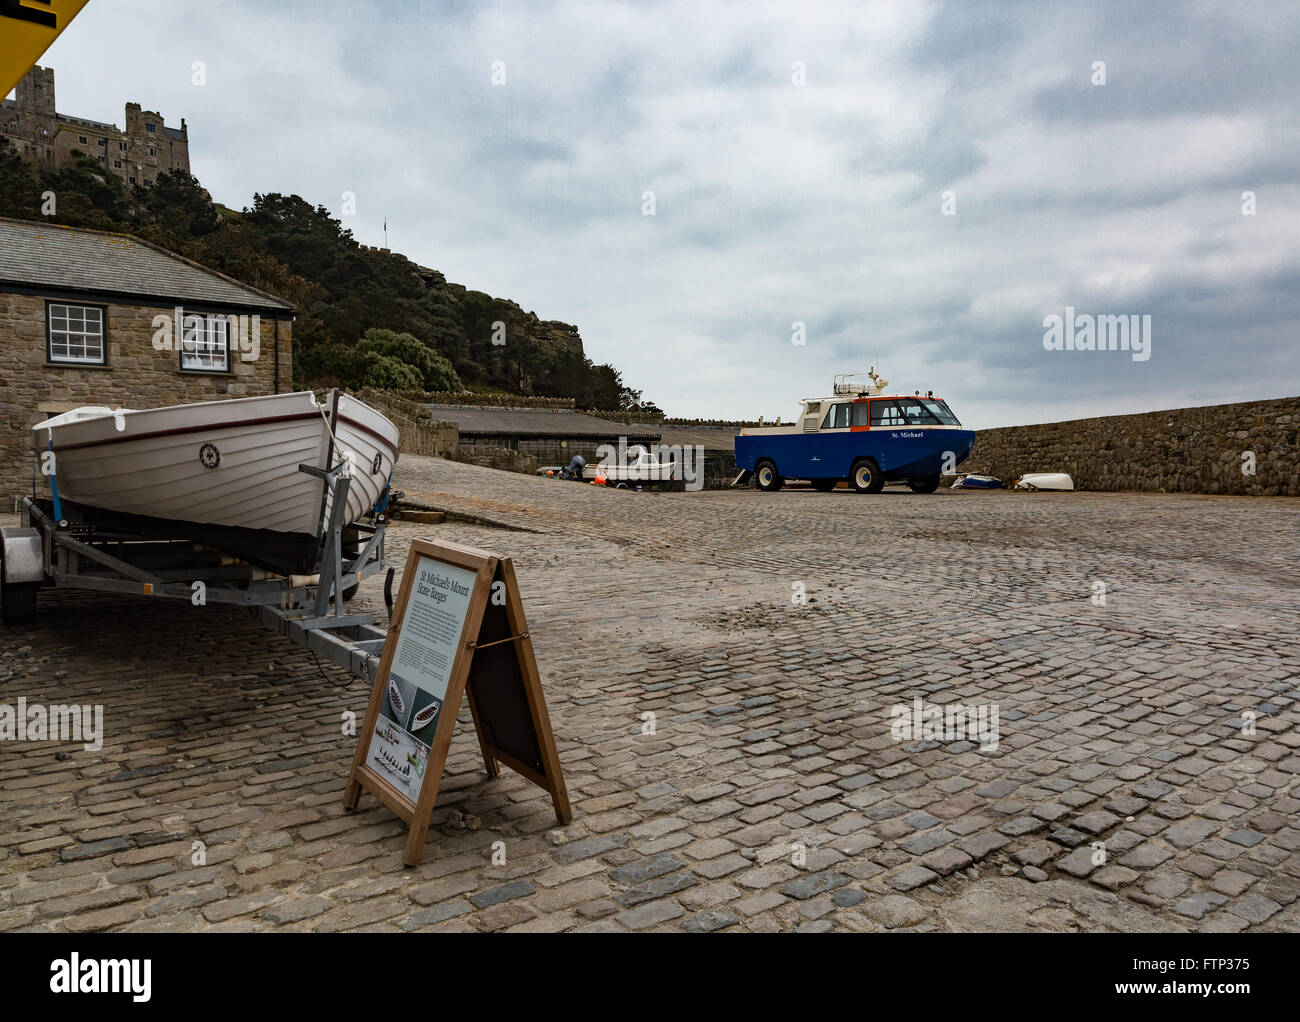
[{"left": 2, "top": 457, "right": 1298, "bottom": 933}]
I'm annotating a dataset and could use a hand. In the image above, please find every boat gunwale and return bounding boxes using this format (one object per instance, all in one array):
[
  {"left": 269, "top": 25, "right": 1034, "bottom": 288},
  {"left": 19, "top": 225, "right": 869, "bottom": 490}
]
[{"left": 40, "top": 410, "right": 399, "bottom": 456}]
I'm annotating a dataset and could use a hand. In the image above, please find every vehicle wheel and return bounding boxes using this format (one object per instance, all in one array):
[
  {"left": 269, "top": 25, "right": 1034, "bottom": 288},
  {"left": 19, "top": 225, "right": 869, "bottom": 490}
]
[
  {"left": 341, "top": 580, "right": 361, "bottom": 603},
  {"left": 907, "top": 475, "right": 941, "bottom": 494},
  {"left": 851, "top": 459, "right": 885, "bottom": 494},
  {"left": 1, "top": 580, "right": 38, "bottom": 625},
  {"left": 755, "top": 461, "right": 783, "bottom": 492},
  {"left": 811, "top": 479, "right": 837, "bottom": 492}
]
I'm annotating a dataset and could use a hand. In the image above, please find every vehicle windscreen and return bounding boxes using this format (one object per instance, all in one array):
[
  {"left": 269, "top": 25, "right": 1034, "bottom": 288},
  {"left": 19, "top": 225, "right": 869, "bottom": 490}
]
[
  {"left": 872, "top": 399, "right": 962, "bottom": 426},
  {"left": 920, "top": 399, "right": 961, "bottom": 425}
]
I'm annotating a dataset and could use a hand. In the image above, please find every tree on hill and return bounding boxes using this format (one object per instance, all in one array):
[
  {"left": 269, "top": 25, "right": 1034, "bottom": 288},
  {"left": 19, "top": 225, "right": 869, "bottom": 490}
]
[{"left": 0, "top": 142, "right": 655, "bottom": 410}]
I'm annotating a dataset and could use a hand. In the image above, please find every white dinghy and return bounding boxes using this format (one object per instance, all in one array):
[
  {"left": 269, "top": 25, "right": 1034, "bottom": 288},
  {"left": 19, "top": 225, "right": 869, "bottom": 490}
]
[{"left": 1013, "top": 472, "right": 1075, "bottom": 491}]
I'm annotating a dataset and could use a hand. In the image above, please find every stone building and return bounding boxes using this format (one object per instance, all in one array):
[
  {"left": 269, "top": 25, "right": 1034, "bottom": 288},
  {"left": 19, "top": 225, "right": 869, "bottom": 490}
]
[
  {"left": 1, "top": 65, "right": 190, "bottom": 186},
  {"left": 429, "top": 403, "right": 661, "bottom": 468},
  {"left": 0, "top": 218, "right": 294, "bottom": 501}
]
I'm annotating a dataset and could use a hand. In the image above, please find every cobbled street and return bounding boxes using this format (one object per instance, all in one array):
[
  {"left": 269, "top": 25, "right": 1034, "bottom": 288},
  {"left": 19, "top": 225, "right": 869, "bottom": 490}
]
[{"left": 2, "top": 456, "right": 1298, "bottom": 932}]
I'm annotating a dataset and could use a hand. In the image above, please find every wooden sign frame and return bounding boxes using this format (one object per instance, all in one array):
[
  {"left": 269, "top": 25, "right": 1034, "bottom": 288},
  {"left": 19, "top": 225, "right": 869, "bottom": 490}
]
[{"left": 344, "top": 538, "right": 571, "bottom": 865}]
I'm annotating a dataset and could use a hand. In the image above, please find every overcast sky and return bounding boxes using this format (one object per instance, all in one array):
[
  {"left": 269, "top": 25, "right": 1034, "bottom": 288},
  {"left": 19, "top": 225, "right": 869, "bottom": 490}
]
[{"left": 30, "top": 0, "right": 1300, "bottom": 426}]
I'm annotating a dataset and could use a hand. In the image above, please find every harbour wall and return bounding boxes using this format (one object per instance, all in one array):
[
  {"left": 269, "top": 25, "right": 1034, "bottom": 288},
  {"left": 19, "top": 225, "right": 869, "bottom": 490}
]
[{"left": 963, "top": 395, "right": 1300, "bottom": 496}]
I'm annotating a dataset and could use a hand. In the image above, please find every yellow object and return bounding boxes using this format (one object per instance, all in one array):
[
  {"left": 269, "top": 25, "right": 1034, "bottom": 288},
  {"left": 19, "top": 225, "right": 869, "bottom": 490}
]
[{"left": 1, "top": 1, "right": 91, "bottom": 99}]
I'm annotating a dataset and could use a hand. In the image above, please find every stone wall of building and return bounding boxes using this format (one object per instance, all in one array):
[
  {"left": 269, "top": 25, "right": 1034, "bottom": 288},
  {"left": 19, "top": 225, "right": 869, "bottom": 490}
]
[
  {"left": 963, "top": 395, "right": 1300, "bottom": 495},
  {"left": 1, "top": 293, "right": 292, "bottom": 500}
]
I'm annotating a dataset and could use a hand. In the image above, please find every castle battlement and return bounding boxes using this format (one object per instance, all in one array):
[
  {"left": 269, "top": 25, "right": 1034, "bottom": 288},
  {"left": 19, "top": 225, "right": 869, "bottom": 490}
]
[{"left": 1, "top": 66, "right": 190, "bottom": 186}]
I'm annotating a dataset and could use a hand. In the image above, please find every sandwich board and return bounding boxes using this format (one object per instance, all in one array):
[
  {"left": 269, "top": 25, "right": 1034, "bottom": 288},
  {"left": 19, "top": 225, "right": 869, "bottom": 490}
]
[{"left": 343, "top": 538, "right": 571, "bottom": 866}]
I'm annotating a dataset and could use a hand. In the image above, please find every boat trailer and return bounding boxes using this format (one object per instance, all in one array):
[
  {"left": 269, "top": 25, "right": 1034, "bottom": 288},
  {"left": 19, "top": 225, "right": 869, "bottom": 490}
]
[{"left": 0, "top": 462, "right": 396, "bottom": 684}]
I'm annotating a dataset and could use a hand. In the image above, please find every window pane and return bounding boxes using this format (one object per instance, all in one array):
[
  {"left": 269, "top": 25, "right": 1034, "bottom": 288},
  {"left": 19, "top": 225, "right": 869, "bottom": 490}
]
[
  {"left": 48, "top": 303, "right": 104, "bottom": 364},
  {"left": 897, "top": 401, "right": 940, "bottom": 425},
  {"left": 821, "top": 403, "right": 849, "bottom": 429},
  {"left": 181, "top": 315, "right": 229, "bottom": 371},
  {"left": 869, "top": 401, "right": 904, "bottom": 426},
  {"left": 920, "top": 399, "right": 960, "bottom": 425},
  {"left": 851, "top": 402, "right": 870, "bottom": 427}
]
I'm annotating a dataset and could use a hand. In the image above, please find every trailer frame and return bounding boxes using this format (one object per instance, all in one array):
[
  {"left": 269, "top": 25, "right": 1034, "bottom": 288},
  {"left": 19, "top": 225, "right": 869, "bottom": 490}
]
[{"left": 0, "top": 461, "right": 395, "bottom": 683}]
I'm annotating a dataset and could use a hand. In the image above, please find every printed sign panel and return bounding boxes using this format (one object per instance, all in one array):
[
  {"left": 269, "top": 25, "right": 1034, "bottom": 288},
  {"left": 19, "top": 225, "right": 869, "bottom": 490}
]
[{"left": 361, "top": 556, "right": 477, "bottom": 805}]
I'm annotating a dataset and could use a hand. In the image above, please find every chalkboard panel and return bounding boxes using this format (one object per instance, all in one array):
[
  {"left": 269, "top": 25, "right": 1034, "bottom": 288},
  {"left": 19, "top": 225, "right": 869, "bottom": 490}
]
[{"left": 468, "top": 565, "right": 544, "bottom": 774}]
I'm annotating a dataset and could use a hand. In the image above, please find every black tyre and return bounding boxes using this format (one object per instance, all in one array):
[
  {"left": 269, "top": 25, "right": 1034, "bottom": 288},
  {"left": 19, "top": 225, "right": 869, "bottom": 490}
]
[
  {"left": 1, "top": 580, "right": 38, "bottom": 625},
  {"left": 341, "top": 580, "right": 361, "bottom": 604},
  {"left": 755, "top": 460, "right": 784, "bottom": 492},
  {"left": 907, "top": 475, "right": 941, "bottom": 494},
  {"left": 811, "top": 479, "right": 837, "bottom": 492},
  {"left": 851, "top": 459, "right": 885, "bottom": 494}
]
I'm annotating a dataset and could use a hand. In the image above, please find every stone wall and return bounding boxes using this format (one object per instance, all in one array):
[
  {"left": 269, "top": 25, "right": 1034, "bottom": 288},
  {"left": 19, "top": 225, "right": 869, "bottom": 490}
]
[
  {"left": 964, "top": 395, "right": 1300, "bottom": 495},
  {"left": 353, "top": 388, "right": 459, "bottom": 458},
  {"left": 452, "top": 447, "right": 539, "bottom": 475},
  {"left": 1, "top": 292, "right": 291, "bottom": 500}
]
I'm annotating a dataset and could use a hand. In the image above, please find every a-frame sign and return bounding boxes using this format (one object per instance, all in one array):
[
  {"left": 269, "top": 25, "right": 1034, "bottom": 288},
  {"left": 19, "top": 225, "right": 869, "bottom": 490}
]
[{"left": 344, "top": 538, "right": 571, "bottom": 865}]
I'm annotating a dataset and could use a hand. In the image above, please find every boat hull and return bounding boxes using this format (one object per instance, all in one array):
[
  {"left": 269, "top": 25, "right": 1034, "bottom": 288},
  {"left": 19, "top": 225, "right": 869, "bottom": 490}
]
[{"left": 31, "top": 391, "right": 399, "bottom": 573}]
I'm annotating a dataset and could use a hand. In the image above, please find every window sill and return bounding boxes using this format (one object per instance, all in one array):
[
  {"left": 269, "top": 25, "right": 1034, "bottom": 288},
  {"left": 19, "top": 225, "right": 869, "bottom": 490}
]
[{"left": 45, "top": 361, "right": 111, "bottom": 370}]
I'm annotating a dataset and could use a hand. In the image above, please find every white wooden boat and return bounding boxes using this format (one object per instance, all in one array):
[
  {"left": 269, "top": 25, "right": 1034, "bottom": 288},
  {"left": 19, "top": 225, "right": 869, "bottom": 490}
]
[{"left": 31, "top": 391, "right": 399, "bottom": 574}]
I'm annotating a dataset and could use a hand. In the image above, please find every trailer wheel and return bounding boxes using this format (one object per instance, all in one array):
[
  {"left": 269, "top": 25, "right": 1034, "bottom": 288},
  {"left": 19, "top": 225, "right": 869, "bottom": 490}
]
[
  {"left": 1, "top": 580, "right": 38, "bottom": 625},
  {"left": 907, "top": 475, "right": 941, "bottom": 493},
  {"left": 851, "top": 459, "right": 885, "bottom": 494},
  {"left": 755, "top": 461, "right": 783, "bottom": 492},
  {"left": 811, "top": 479, "right": 837, "bottom": 492}
]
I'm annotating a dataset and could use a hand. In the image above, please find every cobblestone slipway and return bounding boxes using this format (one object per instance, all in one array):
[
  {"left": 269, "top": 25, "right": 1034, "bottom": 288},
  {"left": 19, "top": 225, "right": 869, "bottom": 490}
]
[{"left": 1, "top": 457, "right": 1297, "bottom": 932}]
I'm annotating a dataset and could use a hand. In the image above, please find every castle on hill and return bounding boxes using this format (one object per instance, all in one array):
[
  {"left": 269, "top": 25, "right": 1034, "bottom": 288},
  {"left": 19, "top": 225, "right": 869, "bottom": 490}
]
[{"left": 2, "top": 65, "right": 189, "bottom": 186}]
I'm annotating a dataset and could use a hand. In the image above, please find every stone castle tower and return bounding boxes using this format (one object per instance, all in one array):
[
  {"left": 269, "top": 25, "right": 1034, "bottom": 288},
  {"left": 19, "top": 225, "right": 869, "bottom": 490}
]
[{"left": 1, "top": 65, "right": 190, "bottom": 185}]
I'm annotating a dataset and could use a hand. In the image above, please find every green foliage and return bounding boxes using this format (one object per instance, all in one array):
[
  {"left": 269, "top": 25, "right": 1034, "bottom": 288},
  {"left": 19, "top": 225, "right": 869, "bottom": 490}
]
[
  {"left": 356, "top": 329, "right": 462, "bottom": 392},
  {"left": 0, "top": 141, "right": 652, "bottom": 410},
  {"left": 361, "top": 354, "right": 423, "bottom": 391}
]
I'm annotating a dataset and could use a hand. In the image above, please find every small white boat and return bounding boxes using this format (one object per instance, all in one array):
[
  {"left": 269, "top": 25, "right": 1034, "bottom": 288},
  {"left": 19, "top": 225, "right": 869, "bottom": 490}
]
[
  {"left": 31, "top": 391, "right": 399, "bottom": 573},
  {"left": 1014, "top": 472, "right": 1074, "bottom": 491}
]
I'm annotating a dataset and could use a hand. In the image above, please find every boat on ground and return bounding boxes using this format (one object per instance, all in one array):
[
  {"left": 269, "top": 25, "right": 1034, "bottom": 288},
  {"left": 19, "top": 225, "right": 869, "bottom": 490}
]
[
  {"left": 1013, "top": 473, "right": 1074, "bottom": 491},
  {"left": 734, "top": 370, "right": 976, "bottom": 493},
  {"left": 951, "top": 474, "right": 1002, "bottom": 489},
  {"left": 30, "top": 391, "right": 399, "bottom": 575}
]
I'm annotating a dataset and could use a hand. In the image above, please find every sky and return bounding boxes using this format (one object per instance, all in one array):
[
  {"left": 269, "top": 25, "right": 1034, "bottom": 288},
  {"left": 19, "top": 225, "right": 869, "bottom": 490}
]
[{"left": 27, "top": 0, "right": 1300, "bottom": 427}]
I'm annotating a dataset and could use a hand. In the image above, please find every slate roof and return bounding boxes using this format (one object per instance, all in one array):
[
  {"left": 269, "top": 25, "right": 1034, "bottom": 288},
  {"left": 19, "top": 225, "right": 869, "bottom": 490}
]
[
  {"left": 428, "top": 404, "right": 660, "bottom": 439},
  {"left": 655, "top": 425, "right": 742, "bottom": 451},
  {"left": 0, "top": 218, "right": 294, "bottom": 312}
]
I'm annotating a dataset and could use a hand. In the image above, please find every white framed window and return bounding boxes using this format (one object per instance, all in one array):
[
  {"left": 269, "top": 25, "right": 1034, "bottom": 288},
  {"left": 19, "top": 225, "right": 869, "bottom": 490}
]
[
  {"left": 180, "top": 314, "right": 230, "bottom": 372},
  {"left": 47, "top": 303, "right": 106, "bottom": 365}
]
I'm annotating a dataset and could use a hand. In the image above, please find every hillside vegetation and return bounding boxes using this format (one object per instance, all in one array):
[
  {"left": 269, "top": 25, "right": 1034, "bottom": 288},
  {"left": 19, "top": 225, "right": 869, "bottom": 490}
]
[{"left": 0, "top": 145, "right": 655, "bottom": 411}]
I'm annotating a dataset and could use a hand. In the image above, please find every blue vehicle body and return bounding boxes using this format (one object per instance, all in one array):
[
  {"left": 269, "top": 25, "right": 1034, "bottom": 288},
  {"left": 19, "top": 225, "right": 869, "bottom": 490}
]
[{"left": 735, "top": 427, "right": 975, "bottom": 481}]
